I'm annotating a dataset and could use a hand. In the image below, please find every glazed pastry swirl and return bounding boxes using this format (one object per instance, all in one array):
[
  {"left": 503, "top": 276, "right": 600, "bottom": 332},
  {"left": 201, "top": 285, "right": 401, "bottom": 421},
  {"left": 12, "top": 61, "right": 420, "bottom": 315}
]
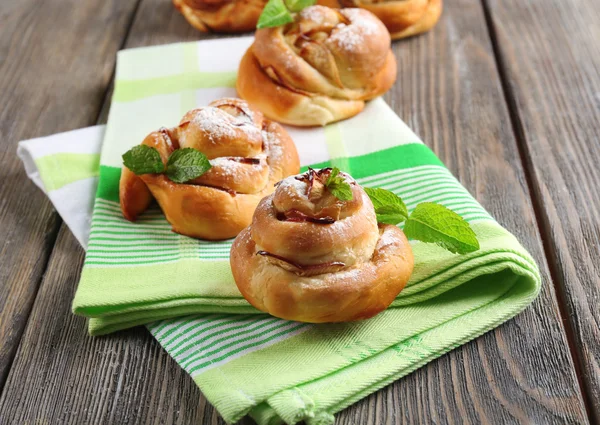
[
  {"left": 230, "top": 169, "right": 414, "bottom": 322},
  {"left": 336, "top": 0, "right": 442, "bottom": 40},
  {"left": 254, "top": 170, "right": 378, "bottom": 272},
  {"left": 120, "top": 98, "right": 300, "bottom": 240},
  {"left": 237, "top": 6, "right": 397, "bottom": 126},
  {"left": 172, "top": 0, "right": 267, "bottom": 32}
]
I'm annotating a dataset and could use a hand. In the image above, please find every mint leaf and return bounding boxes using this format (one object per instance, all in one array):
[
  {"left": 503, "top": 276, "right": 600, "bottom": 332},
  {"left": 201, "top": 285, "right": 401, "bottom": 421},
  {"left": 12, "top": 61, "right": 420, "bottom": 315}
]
[
  {"left": 404, "top": 202, "right": 480, "bottom": 254},
  {"left": 325, "top": 166, "right": 340, "bottom": 186},
  {"left": 285, "top": 0, "right": 316, "bottom": 12},
  {"left": 165, "top": 148, "right": 212, "bottom": 183},
  {"left": 372, "top": 205, "right": 406, "bottom": 225},
  {"left": 257, "top": 0, "right": 294, "bottom": 29},
  {"left": 122, "top": 145, "right": 165, "bottom": 175},
  {"left": 364, "top": 187, "right": 408, "bottom": 225},
  {"left": 324, "top": 167, "right": 353, "bottom": 201},
  {"left": 328, "top": 181, "right": 353, "bottom": 201}
]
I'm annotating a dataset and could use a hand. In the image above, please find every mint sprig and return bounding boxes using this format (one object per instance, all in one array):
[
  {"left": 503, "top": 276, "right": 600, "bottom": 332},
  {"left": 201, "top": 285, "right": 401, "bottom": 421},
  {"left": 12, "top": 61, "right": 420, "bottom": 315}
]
[
  {"left": 364, "top": 187, "right": 408, "bottom": 225},
  {"left": 257, "top": 0, "right": 316, "bottom": 29},
  {"left": 122, "top": 146, "right": 211, "bottom": 183},
  {"left": 165, "top": 148, "right": 212, "bottom": 183},
  {"left": 122, "top": 145, "right": 164, "bottom": 175},
  {"left": 257, "top": 0, "right": 294, "bottom": 28},
  {"left": 325, "top": 167, "right": 353, "bottom": 201},
  {"left": 404, "top": 202, "right": 480, "bottom": 254},
  {"left": 364, "top": 187, "right": 479, "bottom": 254}
]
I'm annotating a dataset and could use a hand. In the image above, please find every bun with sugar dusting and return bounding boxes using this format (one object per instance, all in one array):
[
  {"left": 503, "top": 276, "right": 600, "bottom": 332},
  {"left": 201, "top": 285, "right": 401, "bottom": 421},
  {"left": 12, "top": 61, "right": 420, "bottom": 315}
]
[
  {"left": 172, "top": 0, "right": 267, "bottom": 33},
  {"left": 120, "top": 98, "right": 300, "bottom": 240},
  {"left": 327, "top": 0, "right": 442, "bottom": 40},
  {"left": 236, "top": 6, "right": 397, "bottom": 127},
  {"left": 230, "top": 168, "right": 414, "bottom": 322}
]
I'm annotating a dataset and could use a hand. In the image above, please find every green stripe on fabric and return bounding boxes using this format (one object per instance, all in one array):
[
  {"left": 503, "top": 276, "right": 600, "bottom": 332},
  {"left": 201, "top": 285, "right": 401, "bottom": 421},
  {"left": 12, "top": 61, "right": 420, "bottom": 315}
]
[
  {"left": 96, "top": 166, "right": 121, "bottom": 202},
  {"left": 113, "top": 71, "right": 237, "bottom": 103},
  {"left": 165, "top": 316, "right": 264, "bottom": 351},
  {"left": 36, "top": 153, "right": 100, "bottom": 191},
  {"left": 189, "top": 323, "right": 309, "bottom": 374},
  {"left": 73, "top": 258, "right": 243, "bottom": 317},
  {"left": 288, "top": 143, "right": 444, "bottom": 175},
  {"left": 178, "top": 318, "right": 284, "bottom": 362},
  {"left": 305, "top": 143, "right": 443, "bottom": 178}
]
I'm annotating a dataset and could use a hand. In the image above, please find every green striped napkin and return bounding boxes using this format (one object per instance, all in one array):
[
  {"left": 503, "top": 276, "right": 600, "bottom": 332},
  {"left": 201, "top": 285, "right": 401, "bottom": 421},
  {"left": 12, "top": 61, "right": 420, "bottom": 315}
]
[
  {"left": 19, "top": 122, "right": 541, "bottom": 424},
  {"left": 33, "top": 37, "right": 543, "bottom": 424}
]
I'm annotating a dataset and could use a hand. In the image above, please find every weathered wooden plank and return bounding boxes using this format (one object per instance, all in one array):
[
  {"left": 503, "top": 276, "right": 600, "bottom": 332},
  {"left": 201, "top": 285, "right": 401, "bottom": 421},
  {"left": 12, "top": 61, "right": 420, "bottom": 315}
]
[
  {"left": 0, "top": 2, "right": 251, "bottom": 423},
  {"left": 0, "top": 0, "right": 141, "bottom": 389},
  {"left": 0, "top": 227, "right": 255, "bottom": 425},
  {"left": 0, "top": 0, "right": 590, "bottom": 424},
  {"left": 483, "top": 0, "right": 600, "bottom": 421}
]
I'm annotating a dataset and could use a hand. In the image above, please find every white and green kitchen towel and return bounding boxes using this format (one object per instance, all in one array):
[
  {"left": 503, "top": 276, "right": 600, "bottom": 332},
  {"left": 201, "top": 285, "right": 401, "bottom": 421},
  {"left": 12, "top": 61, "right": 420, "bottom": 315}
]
[{"left": 18, "top": 37, "right": 541, "bottom": 425}]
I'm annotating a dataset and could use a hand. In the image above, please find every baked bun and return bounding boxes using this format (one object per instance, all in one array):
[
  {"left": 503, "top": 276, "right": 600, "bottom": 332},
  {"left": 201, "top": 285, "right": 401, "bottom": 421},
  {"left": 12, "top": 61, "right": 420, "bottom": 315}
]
[
  {"left": 334, "top": 0, "right": 442, "bottom": 39},
  {"left": 236, "top": 6, "right": 397, "bottom": 126},
  {"left": 172, "top": 0, "right": 266, "bottom": 32},
  {"left": 119, "top": 98, "right": 300, "bottom": 240},
  {"left": 230, "top": 168, "right": 414, "bottom": 322}
]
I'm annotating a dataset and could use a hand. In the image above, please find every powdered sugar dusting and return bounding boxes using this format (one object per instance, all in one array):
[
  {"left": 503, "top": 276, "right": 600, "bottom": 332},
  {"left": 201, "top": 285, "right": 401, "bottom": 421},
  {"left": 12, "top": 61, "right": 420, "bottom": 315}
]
[
  {"left": 329, "top": 10, "right": 381, "bottom": 52},
  {"left": 191, "top": 107, "right": 260, "bottom": 143},
  {"left": 209, "top": 158, "right": 238, "bottom": 176},
  {"left": 209, "top": 157, "right": 265, "bottom": 176},
  {"left": 300, "top": 6, "right": 330, "bottom": 26},
  {"left": 277, "top": 174, "right": 309, "bottom": 198},
  {"left": 283, "top": 50, "right": 297, "bottom": 71},
  {"left": 378, "top": 227, "right": 400, "bottom": 248},
  {"left": 237, "top": 103, "right": 256, "bottom": 122},
  {"left": 262, "top": 129, "right": 283, "bottom": 165},
  {"left": 192, "top": 108, "right": 235, "bottom": 142}
]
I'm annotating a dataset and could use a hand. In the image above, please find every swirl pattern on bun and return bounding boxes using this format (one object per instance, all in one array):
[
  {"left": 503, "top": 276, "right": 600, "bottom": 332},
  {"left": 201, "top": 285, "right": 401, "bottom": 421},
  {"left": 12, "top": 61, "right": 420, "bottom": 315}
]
[
  {"left": 237, "top": 6, "right": 397, "bottom": 126},
  {"left": 230, "top": 168, "right": 414, "bottom": 322},
  {"left": 120, "top": 98, "right": 300, "bottom": 240}
]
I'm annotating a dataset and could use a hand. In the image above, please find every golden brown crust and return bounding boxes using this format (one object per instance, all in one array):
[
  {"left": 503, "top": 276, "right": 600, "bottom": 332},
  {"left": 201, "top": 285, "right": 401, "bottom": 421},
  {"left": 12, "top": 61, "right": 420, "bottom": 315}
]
[
  {"left": 237, "top": 47, "right": 367, "bottom": 127},
  {"left": 338, "top": 0, "right": 442, "bottom": 39},
  {"left": 236, "top": 6, "right": 397, "bottom": 126},
  {"left": 230, "top": 170, "right": 414, "bottom": 322},
  {"left": 173, "top": 0, "right": 266, "bottom": 32},
  {"left": 119, "top": 98, "right": 300, "bottom": 240},
  {"left": 119, "top": 168, "right": 152, "bottom": 221}
]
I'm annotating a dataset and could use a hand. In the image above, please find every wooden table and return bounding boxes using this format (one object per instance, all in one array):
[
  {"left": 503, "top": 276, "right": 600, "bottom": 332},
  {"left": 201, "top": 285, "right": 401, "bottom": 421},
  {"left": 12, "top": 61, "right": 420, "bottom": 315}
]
[{"left": 0, "top": 0, "right": 598, "bottom": 423}]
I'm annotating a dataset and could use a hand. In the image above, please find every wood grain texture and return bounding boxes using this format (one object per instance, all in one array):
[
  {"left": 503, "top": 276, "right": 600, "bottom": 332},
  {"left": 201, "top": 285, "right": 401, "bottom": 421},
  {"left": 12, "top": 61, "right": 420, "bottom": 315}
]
[
  {"left": 0, "top": 0, "right": 591, "bottom": 424},
  {"left": 0, "top": 0, "right": 141, "bottom": 389},
  {"left": 0, "top": 227, "right": 254, "bottom": 425},
  {"left": 0, "top": 1, "right": 252, "bottom": 424},
  {"left": 483, "top": 0, "right": 600, "bottom": 421}
]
